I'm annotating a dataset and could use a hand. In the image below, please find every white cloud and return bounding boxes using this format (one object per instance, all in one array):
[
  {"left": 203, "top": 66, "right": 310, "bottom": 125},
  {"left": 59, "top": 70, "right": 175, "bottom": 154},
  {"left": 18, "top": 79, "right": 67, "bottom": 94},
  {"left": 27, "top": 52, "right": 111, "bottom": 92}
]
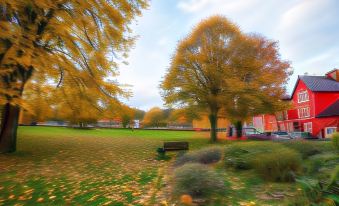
[{"left": 177, "top": 0, "right": 259, "bottom": 14}]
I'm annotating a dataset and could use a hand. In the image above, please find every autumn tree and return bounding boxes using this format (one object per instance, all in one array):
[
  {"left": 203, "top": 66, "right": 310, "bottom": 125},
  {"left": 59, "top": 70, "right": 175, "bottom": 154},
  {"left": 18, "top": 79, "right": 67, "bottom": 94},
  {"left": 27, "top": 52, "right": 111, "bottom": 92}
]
[
  {"left": 54, "top": 77, "right": 123, "bottom": 127},
  {"left": 142, "top": 107, "right": 166, "bottom": 128},
  {"left": 161, "top": 16, "right": 242, "bottom": 141},
  {"left": 222, "top": 34, "right": 291, "bottom": 137},
  {"left": 0, "top": 0, "right": 148, "bottom": 153},
  {"left": 133, "top": 108, "right": 145, "bottom": 120},
  {"left": 167, "top": 108, "right": 195, "bottom": 126},
  {"left": 22, "top": 74, "right": 55, "bottom": 123},
  {"left": 161, "top": 16, "right": 291, "bottom": 141},
  {"left": 118, "top": 105, "right": 135, "bottom": 128}
]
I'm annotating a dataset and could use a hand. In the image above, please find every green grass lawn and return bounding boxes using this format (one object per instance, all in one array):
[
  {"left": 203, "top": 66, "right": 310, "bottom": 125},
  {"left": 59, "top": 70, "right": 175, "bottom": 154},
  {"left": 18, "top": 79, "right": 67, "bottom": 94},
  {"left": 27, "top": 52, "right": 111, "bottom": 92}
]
[
  {"left": 0, "top": 126, "right": 215, "bottom": 206},
  {"left": 0, "top": 126, "right": 337, "bottom": 206}
]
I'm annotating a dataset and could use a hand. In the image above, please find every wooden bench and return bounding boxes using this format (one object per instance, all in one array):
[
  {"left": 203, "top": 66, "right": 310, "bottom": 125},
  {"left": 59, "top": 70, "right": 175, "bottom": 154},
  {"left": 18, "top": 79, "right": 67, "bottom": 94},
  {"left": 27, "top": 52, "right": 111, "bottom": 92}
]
[
  {"left": 157, "top": 141, "right": 189, "bottom": 154},
  {"left": 163, "top": 141, "right": 189, "bottom": 151}
]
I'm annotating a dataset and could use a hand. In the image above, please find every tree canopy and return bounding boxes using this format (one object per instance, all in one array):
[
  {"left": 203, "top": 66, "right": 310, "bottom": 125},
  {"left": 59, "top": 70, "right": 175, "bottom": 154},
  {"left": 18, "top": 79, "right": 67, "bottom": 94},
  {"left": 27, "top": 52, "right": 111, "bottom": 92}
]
[
  {"left": 161, "top": 16, "right": 291, "bottom": 141},
  {"left": 142, "top": 107, "right": 167, "bottom": 128}
]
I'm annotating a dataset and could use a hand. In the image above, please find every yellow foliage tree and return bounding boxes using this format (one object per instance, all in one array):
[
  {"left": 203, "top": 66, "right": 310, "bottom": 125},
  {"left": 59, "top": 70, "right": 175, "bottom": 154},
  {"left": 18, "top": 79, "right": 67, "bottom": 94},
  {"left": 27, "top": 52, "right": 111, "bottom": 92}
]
[
  {"left": 161, "top": 16, "right": 291, "bottom": 141},
  {"left": 116, "top": 104, "right": 135, "bottom": 128},
  {"left": 0, "top": 0, "right": 148, "bottom": 153},
  {"left": 142, "top": 107, "right": 166, "bottom": 128},
  {"left": 22, "top": 74, "right": 55, "bottom": 123},
  {"left": 222, "top": 34, "right": 292, "bottom": 137}
]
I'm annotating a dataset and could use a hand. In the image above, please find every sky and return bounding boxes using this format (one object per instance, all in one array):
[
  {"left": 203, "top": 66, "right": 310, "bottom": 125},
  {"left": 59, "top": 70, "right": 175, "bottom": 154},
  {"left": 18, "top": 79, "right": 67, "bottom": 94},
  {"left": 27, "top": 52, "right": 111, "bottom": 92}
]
[{"left": 118, "top": 0, "right": 339, "bottom": 111}]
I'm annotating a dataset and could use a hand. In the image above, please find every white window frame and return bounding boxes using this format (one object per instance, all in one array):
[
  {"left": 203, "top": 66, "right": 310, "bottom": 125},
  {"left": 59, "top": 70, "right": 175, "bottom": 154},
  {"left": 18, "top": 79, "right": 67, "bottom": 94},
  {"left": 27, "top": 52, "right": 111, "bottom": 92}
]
[
  {"left": 304, "top": 122, "right": 312, "bottom": 133},
  {"left": 298, "top": 107, "right": 310, "bottom": 118},
  {"left": 284, "top": 111, "right": 288, "bottom": 120},
  {"left": 298, "top": 90, "right": 309, "bottom": 103}
]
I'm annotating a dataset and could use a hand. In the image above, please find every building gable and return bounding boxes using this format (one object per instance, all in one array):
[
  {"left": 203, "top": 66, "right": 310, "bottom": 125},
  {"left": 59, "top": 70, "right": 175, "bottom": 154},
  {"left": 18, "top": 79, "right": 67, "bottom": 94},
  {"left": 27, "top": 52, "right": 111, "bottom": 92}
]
[{"left": 316, "top": 99, "right": 339, "bottom": 118}]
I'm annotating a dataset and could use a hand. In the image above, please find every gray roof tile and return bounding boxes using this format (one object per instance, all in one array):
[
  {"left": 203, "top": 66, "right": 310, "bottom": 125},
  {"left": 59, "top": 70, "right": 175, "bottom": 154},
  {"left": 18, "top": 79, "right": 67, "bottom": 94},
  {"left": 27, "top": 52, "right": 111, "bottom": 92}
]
[{"left": 300, "top": 75, "right": 339, "bottom": 92}]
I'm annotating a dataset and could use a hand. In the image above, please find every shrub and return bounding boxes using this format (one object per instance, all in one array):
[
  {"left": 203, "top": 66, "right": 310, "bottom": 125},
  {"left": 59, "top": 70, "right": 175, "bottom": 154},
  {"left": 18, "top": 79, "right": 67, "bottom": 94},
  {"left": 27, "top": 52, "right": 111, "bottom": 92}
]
[
  {"left": 294, "top": 175, "right": 339, "bottom": 206},
  {"left": 175, "top": 146, "right": 223, "bottom": 166},
  {"left": 252, "top": 148, "right": 302, "bottom": 182},
  {"left": 283, "top": 140, "right": 321, "bottom": 159},
  {"left": 224, "top": 142, "right": 284, "bottom": 170},
  {"left": 332, "top": 133, "right": 339, "bottom": 150},
  {"left": 173, "top": 163, "right": 226, "bottom": 198}
]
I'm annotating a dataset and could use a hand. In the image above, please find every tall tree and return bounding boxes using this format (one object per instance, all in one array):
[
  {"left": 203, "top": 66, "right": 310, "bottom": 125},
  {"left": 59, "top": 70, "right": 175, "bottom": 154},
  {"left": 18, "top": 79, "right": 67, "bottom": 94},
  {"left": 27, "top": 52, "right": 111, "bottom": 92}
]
[
  {"left": 223, "top": 34, "right": 291, "bottom": 137},
  {"left": 161, "top": 16, "right": 291, "bottom": 142},
  {"left": 0, "top": 0, "right": 148, "bottom": 153},
  {"left": 161, "top": 16, "right": 242, "bottom": 142}
]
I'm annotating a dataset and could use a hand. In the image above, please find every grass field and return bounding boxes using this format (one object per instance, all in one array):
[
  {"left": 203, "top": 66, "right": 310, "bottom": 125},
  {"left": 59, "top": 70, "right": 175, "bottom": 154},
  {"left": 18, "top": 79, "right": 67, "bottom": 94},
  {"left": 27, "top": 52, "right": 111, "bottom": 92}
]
[
  {"left": 0, "top": 126, "right": 215, "bottom": 206},
  {"left": 0, "top": 127, "right": 337, "bottom": 206}
]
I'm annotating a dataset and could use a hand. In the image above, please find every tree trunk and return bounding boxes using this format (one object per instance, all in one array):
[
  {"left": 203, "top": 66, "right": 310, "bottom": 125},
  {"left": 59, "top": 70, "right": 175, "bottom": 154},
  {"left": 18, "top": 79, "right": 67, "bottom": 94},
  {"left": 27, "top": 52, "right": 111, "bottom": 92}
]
[
  {"left": 209, "top": 111, "right": 218, "bottom": 142},
  {"left": 235, "top": 121, "right": 243, "bottom": 138},
  {"left": 274, "top": 114, "right": 281, "bottom": 131},
  {"left": 0, "top": 103, "right": 20, "bottom": 153}
]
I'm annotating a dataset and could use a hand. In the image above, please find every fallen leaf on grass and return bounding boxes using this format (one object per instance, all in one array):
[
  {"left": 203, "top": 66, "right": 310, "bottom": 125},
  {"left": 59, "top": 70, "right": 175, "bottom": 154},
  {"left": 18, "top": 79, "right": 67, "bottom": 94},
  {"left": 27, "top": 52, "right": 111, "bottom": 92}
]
[{"left": 37, "top": 197, "right": 44, "bottom": 202}]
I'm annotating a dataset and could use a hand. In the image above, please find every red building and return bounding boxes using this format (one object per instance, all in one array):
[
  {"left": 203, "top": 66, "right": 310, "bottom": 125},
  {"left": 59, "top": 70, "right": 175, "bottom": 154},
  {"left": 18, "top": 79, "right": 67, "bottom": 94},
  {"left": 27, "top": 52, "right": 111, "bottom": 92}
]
[{"left": 253, "top": 69, "right": 339, "bottom": 138}]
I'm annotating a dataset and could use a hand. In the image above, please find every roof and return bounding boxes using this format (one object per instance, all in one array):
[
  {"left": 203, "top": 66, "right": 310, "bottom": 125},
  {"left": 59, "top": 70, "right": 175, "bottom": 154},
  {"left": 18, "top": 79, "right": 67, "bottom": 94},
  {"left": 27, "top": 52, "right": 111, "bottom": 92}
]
[
  {"left": 281, "top": 95, "right": 291, "bottom": 100},
  {"left": 299, "top": 75, "right": 339, "bottom": 92},
  {"left": 316, "top": 99, "right": 339, "bottom": 118},
  {"left": 326, "top": 68, "right": 338, "bottom": 75},
  {"left": 288, "top": 75, "right": 339, "bottom": 100}
]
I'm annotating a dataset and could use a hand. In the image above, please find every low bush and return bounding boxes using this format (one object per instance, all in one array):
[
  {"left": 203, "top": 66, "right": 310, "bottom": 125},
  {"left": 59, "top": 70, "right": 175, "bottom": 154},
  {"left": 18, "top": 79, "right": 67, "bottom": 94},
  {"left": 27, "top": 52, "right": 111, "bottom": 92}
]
[
  {"left": 306, "top": 153, "right": 338, "bottom": 177},
  {"left": 175, "top": 146, "right": 223, "bottom": 166},
  {"left": 173, "top": 163, "right": 226, "bottom": 198},
  {"left": 252, "top": 148, "right": 302, "bottom": 182},
  {"left": 332, "top": 133, "right": 339, "bottom": 150},
  {"left": 283, "top": 140, "right": 321, "bottom": 159},
  {"left": 224, "top": 142, "right": 285, "bottom": 170}
]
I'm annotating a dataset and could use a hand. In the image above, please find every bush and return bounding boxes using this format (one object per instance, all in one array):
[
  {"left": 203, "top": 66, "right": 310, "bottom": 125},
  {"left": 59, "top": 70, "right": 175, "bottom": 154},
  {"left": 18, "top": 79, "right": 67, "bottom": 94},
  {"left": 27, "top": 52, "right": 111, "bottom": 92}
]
[
  {"left": 252, "top": 148, "right": 302, "bottom": 182},
  {"left": 283, "top": 140, "right": 321, "bottom": 159},
  {"left": 224, "top": 142, "right": 284, "bottom": 170},
  {"left": 332, "top": 133, "right": 339, "bottom": 150},
  {"left": 173, "top": 163, "right": 226, "bottom": 198},
  {"left": 306, "top": 153, "right": 338, "bottom": 176},
  {"left": 175, "top": 146, "right": 223, "bottom": 166}
]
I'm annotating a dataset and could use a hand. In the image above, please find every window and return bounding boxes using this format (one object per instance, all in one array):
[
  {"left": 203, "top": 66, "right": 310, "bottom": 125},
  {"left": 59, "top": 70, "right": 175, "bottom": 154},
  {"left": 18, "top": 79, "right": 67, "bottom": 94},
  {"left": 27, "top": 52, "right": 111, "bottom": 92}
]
[
  {"left": 298, "top": 90, "right": 309, "bottom": 103},
  {"left": 280, "top": 123, "right": 286, "bottom": 131},
  {"left": 284, "top": 111, "right": 288, "bottom": 120},
  {"left": 298, "top": 107, "right": 310, "bottom": 118},
  {"left": 325, "top": 127, "right": 337, "bottom": 138},
  {"left": 304, "top": 122, "right": 312, "bottom": 133}
]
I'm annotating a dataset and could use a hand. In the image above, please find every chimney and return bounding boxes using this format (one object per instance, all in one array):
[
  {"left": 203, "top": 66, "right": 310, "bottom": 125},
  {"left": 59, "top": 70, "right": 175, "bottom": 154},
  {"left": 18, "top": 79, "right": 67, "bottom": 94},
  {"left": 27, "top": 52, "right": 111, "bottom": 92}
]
[{"left": 326, "top": 68, "right": 339, "bottom": 82}]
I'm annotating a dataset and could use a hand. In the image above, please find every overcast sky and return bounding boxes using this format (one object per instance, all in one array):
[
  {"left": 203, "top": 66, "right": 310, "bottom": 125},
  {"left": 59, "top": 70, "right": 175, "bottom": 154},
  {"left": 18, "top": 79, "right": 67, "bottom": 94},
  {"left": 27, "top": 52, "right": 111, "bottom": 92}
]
[{"left": 118, "top": 0, "right": 339, "bottom": 111}]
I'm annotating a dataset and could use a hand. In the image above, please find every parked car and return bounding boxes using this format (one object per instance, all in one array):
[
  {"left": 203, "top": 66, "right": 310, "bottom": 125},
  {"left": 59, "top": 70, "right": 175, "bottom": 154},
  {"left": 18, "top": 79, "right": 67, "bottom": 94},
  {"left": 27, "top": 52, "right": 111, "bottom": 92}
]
[
  {"left": 272, "top": 131, "right": 293, "bottom": 140},
  {"left": 246, "top": 132, "right": 276, "bottom": 140},
  {"left": 242, "top": 127, "right": 263, "bottom": 135},
  {"left": 290, "top": 132, "right": 316, "bottom": 139}
]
